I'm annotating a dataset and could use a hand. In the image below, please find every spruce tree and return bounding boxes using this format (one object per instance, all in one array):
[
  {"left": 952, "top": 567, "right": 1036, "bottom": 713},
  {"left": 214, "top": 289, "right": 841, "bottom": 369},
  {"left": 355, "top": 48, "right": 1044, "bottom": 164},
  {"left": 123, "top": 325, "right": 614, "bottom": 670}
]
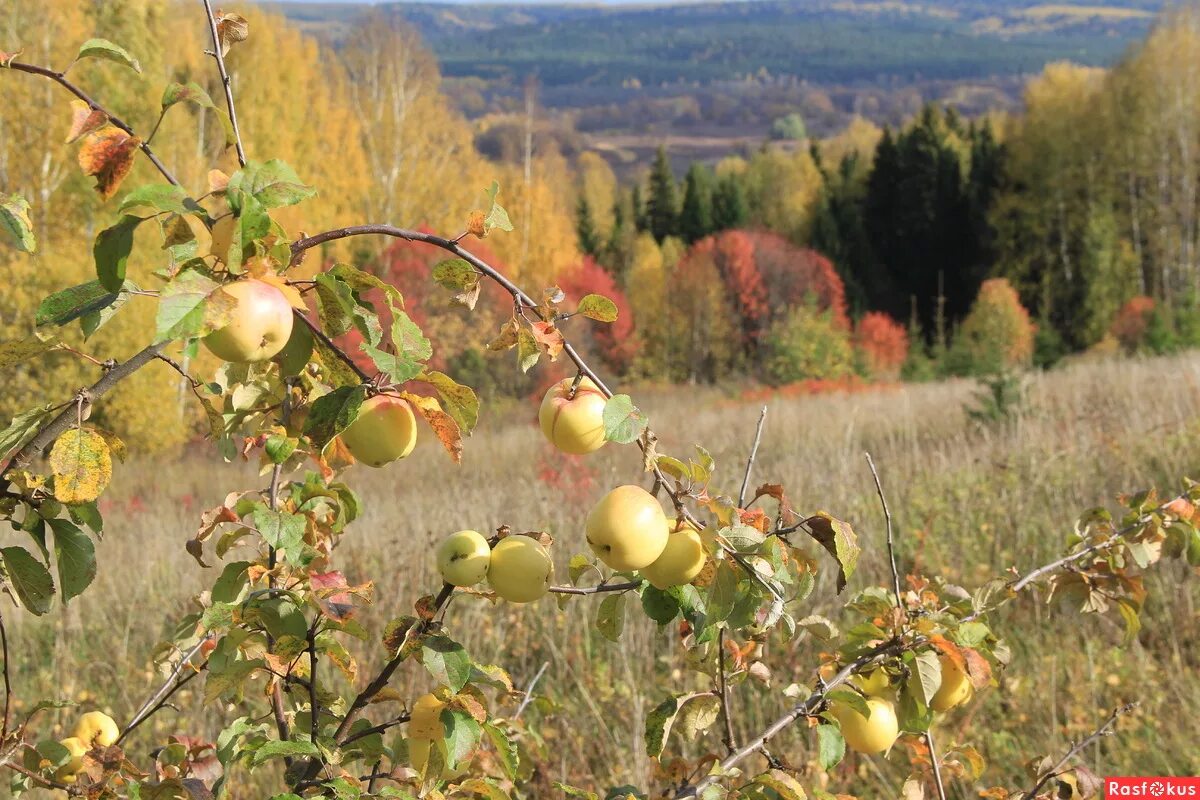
[
  {"left": 631, "top": 184, "right": 648, "bottom": 233},
  {"left": 646, "top": 146, "right": 679, "bottom": 243},
  {"left": 712, "top": 173, "right": 749, "bottom": 231},
  {"left": 679, "top": 163, "right": 714, "bottom": 244},
  {"left": 575, "top": 193, "right": 600, "bottom": 257}
]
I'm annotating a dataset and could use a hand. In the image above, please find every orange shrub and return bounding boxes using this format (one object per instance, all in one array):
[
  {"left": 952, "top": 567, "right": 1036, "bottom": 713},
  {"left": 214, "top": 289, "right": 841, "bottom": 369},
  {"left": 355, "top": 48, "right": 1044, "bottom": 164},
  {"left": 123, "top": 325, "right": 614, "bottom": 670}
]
[
  {"left": 854, "top": 312, "right": 909, "bottom": 379},
  {"left": 953, "top": 278, "right": 1035, "bottom": 373},
  {"left": 1110, "top": 295, "right": 1156, "bottom": 351}
]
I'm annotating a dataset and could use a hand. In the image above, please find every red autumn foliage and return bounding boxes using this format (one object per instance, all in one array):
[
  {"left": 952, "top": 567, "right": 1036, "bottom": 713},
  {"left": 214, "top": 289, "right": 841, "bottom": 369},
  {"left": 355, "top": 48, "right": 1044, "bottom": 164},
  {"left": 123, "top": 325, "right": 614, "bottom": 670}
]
[
  {"left": 736, "top": 375, "right": 901, "bottom": 403},
  {"left": 854, "top": 311, "right": 909, "bottom": 379},
  {"left": 1110, "top": 295, "right": 1156, "bottom": 351},
  {"left": 558, "top": 257, "right": 639, "bottom": 374}
]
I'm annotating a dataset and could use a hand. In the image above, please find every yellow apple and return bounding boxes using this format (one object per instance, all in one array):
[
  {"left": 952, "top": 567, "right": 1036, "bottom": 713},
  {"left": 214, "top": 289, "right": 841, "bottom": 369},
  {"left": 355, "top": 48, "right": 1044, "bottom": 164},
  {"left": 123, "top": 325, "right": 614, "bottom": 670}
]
[
  {"left": 487, "top": 536, "right": 553, "bottom": 603},
  {"left": 640, "top": 522, "right": 706, "bottom": 589},
  {"left": 55, "top": 737, "right": 88, "bottom": 784},
  {"left": 930, "top": 653, "right": 974, "bottom": 712},
  {"left": 538, "top": 376, "right": 607, "bottom": 455},
  {"left": 340, "top": 394, "right": 418, "bottom": 467},
  {"left": 73, "top": 711, "right": 119, "bottom": 747},
  {"left": 585, "top": 485, "right": 669, "bottom": 570},
  {"left": 830, "top": 696, "right": 899, "bottom": 754},
  {"left": 853, "top": 669, "right": 892, "bottom": 697},
  {"left": 437, "top": 530, "right": 491, "bottom": 587},
  {"left": 203, "top": 279, "right": 295, "bottom": 363}
]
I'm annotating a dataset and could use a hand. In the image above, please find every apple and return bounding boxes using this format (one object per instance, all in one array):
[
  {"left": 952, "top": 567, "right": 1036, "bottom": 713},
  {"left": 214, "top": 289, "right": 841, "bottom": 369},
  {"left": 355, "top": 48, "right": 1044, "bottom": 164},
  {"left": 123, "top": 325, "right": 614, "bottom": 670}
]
[
  {"left": 830, "top": 696, "right": 899, "bottom": 754},
  {"left": 487, "top": 536, "right": 553, "bottom": 603},
  {"left": 930, "top": 653, "right": 974, "bottom": 712},
  {"left": 203, "top": 279, "right": 295, "bottom": 363},
  {"left": 538, "top": 376, "right": 607, "bottom": 455},
  {"left": 640, "top": 521, "right": 706, "bottom": 589},
  {"left": 340, "top": 394, "right": 418, "bottom": 467},
  {"left": 437, "top": 530, "right": 491, "bottom": 587},
  {"left": 55, "top": 737, "right": 88, "bottom": 784},
  {"left": 853, "top": 668, "right": 892, "bottom": 697},
  {"left": 73, "top": 711, "right": 119, "bottom": 747},
  {"left": 585, "top": 485, "right": 669, "bottom": 570}
]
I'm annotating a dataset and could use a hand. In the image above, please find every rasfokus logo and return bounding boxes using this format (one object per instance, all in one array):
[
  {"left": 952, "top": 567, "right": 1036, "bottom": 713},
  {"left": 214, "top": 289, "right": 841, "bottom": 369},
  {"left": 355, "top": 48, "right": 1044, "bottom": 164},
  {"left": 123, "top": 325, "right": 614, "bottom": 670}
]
[{"left": 1107, "top": 778, "right": 1200, "bottom": 798}]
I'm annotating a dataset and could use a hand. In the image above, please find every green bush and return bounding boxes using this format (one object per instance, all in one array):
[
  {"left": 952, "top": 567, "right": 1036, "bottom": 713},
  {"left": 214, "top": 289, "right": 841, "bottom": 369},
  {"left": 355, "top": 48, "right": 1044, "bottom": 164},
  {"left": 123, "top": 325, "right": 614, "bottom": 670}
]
[{"left": 764, "top": 304, "right": 854, "bottom": 385}]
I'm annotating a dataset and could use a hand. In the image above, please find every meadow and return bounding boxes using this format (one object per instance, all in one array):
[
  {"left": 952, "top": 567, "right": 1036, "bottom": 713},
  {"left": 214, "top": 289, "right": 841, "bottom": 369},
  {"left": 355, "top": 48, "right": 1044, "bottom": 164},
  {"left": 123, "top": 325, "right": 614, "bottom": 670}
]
[{"left": 10, "top": 352, "right": 1200, "bottom": 796}]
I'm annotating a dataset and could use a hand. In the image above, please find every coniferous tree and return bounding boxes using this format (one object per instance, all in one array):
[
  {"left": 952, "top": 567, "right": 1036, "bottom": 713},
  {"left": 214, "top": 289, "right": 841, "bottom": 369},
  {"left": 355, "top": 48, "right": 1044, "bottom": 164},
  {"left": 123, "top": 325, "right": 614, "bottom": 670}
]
[
  {"left": 712, "top": 173, "right": 749, "bottom": 231},
  {"left": 576, "top": 193, "right": 600, "bottom": 257},
  {"left": 679, "top": 163, "right": 714, "bottom": 244},
  {"left": 631, "top": 184, "right": 649, "bottom": 233},
  {"left": 647, "top": 146, "right": 680, "bottom": 243}
]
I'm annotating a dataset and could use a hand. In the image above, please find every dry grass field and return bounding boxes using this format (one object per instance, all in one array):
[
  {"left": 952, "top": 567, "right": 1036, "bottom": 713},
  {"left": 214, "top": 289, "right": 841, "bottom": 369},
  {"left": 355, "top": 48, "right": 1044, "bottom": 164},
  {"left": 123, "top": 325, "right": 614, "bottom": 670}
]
[{"left": 11, "top": 353, "right": 1200, "bottom": 796}]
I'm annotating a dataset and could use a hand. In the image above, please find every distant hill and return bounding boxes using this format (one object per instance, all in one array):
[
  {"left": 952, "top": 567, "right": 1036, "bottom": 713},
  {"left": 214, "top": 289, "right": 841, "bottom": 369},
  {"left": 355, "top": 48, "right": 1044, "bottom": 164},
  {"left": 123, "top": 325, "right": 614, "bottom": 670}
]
[{"left": 273, "top": 0, "right": 1165, "bottom": 88}]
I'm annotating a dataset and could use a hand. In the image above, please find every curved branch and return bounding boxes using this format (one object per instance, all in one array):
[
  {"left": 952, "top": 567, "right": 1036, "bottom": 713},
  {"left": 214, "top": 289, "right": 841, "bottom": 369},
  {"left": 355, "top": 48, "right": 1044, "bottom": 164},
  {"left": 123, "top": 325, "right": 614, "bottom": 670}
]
[
  {"left": 548, "top": 581, "right": 640, "bottom": 596},
  {"left": 1020, "top": 703, "right": 1138, "bottom": 800},
  {"left": 6, "top": 61, "right": 180, "bottom": 187}
]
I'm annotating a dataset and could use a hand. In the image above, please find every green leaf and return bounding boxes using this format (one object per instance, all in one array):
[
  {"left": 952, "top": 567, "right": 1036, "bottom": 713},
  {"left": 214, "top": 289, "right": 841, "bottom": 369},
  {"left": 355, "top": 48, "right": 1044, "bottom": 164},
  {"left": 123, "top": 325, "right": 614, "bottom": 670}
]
[
  {"left": 1, "top": 547, "right": 54, "bottom": 614},
  {"left": 228, "top": 159, "right": 316, "bottom": 209},
  {"left": 677, "top": 694, "right": 721, "bottom": 740},
  {"left": 441, "top": 708, "right": 482, "bottom": 769},
  {"left": 36, "top": 280, "right": 120, "bottom": 327},
  {"left": 456, "top": 778, "right": 511, "bottom": 800},
  {"left": 815, "top": 724, "right": 845, "bottom": 770},
  {"left": 516, "top": 327, "right": 539, "bottom": 373},
  {"left": 643, "top": 696, "right": 680, "bottom": 758},
  {"left": 641, "top": 585, "right": 680, "bottom": 625},
  {"left": 75, "top": 38, "right": 141, "bottom": 73},
  {"left": 250, "top": 739, "right": 319, "bottom": 766},
  {"left": 907, "top": 650, "right": 942, "bottom": 708},
  {"left": 161, "top": 81, "right": 215, "bottom": 111},
  {"left": 483, "top": 721, "right": 519, "bottom": 781},
  {"left": 0, "top": 193, "right": 36, "bottom": 253},
  {"left": 0, "top": 336, "right": 56, "bottom": 370},
  {"left": 419, "top": 370, "right": 479, "bottom": 433},
  {"left": 432, "top": 259, "right": 478, "bottom": 291},
  {"left": 577, "top": 293, "right": 618, "bottom": 323},
  {"left": 328, "top": 263, "right": 404, "bottom": 309},
  {"left": 422, "top": 634, "right": 471, "bottom": 693},
  {"left": 251, "top": 508, "right": 306, "bottom": 554},
  {"left": 304, "top": 385, "right": 367, "bottom": 452},
  {"left": 0, "top": 403, "right": 57, "bottom": 458},
  {"left": 596, "top": 593, "right": 626, "bottom": 642},
  {"left": 391, "top": 309, "right": 433, "bottom": 361},
  {"left": 118, "top": 183, "right": 191, "bottom": 215},
  {"left": 602, "top": 394, "right": 647, "bottom": 444},
  {"left": 483, "top": 181, "right": 513, "bottom": 234},
  {"left": 154, "top": 270, "right": 237, "bottom": 343},
  {"left": 554, "top": 784, "right": 600, "bottom": 800},
  {"left": 93, "top": 214, "right": 143, "bottom": 291},
  {"left": 804, "top": 512, "right": 860, "bottom": 593},
  {"left": 48, "top": 518, "right": 95, "bottom": 602},
  {"left": 750, "top": 770, "right": 808, "bottom": 800},
  {"left": 722, "top": 523, "right": 765, "bottom": 552}
]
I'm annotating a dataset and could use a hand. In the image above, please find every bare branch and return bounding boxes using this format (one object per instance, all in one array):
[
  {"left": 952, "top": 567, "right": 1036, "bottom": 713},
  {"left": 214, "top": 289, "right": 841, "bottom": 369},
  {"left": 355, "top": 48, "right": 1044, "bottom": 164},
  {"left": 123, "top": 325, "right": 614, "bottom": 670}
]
[
  {"left": 0, "top": 608, "right": 11, "bottom": 743},
  {"left": 717, "top": 628, "right": 737, "bottom": 754},
  {"left": 118, "top": 636, "right": 209, "bottom": 744},
  {"left": 925, "top": 730, "right": 948, "bottom": 800},
  {"left": 547, "top": 581, "right": 640, "bottom": 596},
  {"left": 865, "top": 452, "right": 903, "bottom": 615},
  {"left": 1021, "top": 703, "right": 1138, "bottom": 800},
  {"left": 737, "top": 406, "right": 768, "bottom": 508},
  {"left": 514, "top": 661, "right": 549, "bottom": 719},
  {"left": 200, "top": 0, "right": 247, "bottom": 167}
]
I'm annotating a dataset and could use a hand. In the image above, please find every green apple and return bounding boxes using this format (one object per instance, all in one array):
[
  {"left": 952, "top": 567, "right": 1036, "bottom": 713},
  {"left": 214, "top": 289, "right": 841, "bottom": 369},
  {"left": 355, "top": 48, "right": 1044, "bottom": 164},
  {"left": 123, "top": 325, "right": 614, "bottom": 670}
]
[
  {"left": 586, "top": 485, "right": 669, "bottom": 570},
  {"left": 829, "top": 696, "right": 899, "bottom": 754},
  {"left": 437, "top": 530, "right": 490, "bottom": 587},
  {"left": 640, "top": 521, "right": 706, "bottom": 589},
  {"left": 73, "top": 711, "right": 119, "bottom": 747},
  {"left": 538, "top": 376, "right": 607, "bottom": 454},
  {"left": 55, "top": 737, "right": 88, "bottom": 784},
  {"left": 487, "top": 536, "right": 553, "bottom": 603},
  {"left": 340, "top": 394, "right": 418, "bottom": 467},
  {"left": 930, "top": 652, "right": 974, "bottom": 712},
  {"left": 203, "top": 279, "right": 295, "bottom": 363},
  {"left": 853, "top": 668, "right": 892, "bottom": 697}
]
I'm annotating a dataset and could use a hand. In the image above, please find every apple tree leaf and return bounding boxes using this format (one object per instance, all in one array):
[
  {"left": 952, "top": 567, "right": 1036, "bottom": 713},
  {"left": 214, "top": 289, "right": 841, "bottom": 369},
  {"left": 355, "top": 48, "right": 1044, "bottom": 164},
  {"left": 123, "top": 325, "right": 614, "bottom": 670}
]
[
  {"left": 577, "top": 293, "right": 618, "bottom": 323},
  {"left": 49, "top": 427, "right": 112, "bottom": 505},
  {"left": 75, "top": 38, "right": 141, "bottom": 73},
  {"left": 0, "top": 193, "right": 36, "bottom": 252},
  {"left": 48, "top": 518, "right": 95, "bottom": 602},
  {"left": 602, "top": 394, "right": 646, "bottom": 444},
  {"left": 0, "top": 546, "right": 54, "bottom": 614}
]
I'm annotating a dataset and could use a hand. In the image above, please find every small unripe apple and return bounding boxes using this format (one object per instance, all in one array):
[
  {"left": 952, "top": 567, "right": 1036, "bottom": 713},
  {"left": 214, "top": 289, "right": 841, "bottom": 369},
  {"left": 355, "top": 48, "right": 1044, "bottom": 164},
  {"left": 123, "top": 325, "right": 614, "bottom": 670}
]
[
  {"left": 829, "top": 696, "right": 899, "bottom": 754},
  {"left": 640, "top": 521, "right": 706, "bottom": 589},
  {"left": 538, "top": 376, "right": 607, "bottom": 454},
  {"left": 487, "top": 536, "right": 553, "bottom": 603},
  {"left": 930, "top": 653, "right": 973, "bottom": 712},
  {"left": 203, "top": 279, "right": 295, "bottom": 363},
  {"left": 73, "top": 711, "right": 119, "bottom": 747},
  {"left": 55, "top": 737, "right": 88, "bottom": 784},
  {"left": 437, "top": 530, "right": 491, "bottom": 587},
  {"left": 340, "top": 394, "right": 418, "bottom": 467},
  {"left": 586, "top": 485, "right": 669, "bottom": 571}
]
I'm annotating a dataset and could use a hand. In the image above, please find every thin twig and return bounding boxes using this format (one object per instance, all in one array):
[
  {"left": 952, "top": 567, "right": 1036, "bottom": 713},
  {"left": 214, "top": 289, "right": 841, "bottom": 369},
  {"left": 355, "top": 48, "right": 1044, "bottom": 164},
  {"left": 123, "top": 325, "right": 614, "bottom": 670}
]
[
  {"left": 265, "top": 383, "right": 292, "bottom": 757},
  {"left": 0, "top": 608, "right": 10, "bottom": 743},
  {"left": 514, "top": 661, "right": 549, "bottom": 719},
  {"left": 547, "top": 581, "right": 640, "bottom": 596},
  {"left": 6, "top": 61, "right": 181, "bottom": 186},
  {"left": 716, "top": 629, "right": 737, "bottom": 753},
  {"left": 118, "top": 636, "right": 210, "bottom": 744},
  {"left": 865, "top": 452, "right": 903, "bottom": 614},
  {"left": 925, "top": 730, "right": 948, "bottom": 800},
  {"left": 737, "top": 406, "right": 768, "bottom": 508},
  {"left": 200, "top": 0, "right": 247, "bottom": 167},
  {"left": 1022, "top": 703, "right": 1138, "bottom": 799}
]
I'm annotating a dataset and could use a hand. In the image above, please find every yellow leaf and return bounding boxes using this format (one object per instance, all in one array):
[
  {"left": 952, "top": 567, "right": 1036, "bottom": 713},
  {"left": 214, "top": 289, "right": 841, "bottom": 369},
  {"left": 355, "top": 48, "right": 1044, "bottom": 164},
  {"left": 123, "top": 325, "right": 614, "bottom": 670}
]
[
  {"left": 400, "top": 392, "right": 463, "bottom": 464},
  {"left": 49, "top": 428, "right": 112, "bottom": 505}
]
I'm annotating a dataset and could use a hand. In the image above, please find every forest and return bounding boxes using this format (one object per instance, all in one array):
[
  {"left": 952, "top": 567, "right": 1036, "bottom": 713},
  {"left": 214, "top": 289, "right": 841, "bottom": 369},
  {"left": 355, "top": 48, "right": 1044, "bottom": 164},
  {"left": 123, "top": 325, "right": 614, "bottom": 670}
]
[{"left": 4, "top": 0, "right": 1200, "bottom": 453}]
